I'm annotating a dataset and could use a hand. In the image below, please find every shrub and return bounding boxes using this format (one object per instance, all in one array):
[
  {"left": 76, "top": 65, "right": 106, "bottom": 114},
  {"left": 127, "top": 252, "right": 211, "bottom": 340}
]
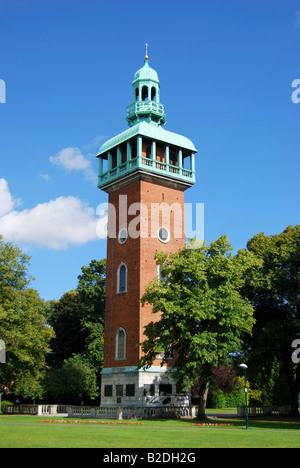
[
  {"left": 0, "top": 400, "right": 13, "bottom": 411},
  {"left": 249, "top": 389, "right": 263, "bottom": 406},
  {"left": 212, "top": 390, "right": 227, "bottom": 408}
]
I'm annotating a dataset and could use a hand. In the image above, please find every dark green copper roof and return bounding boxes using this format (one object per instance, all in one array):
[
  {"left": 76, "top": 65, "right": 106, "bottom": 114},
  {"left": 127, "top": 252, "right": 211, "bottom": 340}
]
[{"left": 97, "top": 121, "right": 197, "bottom": 156}]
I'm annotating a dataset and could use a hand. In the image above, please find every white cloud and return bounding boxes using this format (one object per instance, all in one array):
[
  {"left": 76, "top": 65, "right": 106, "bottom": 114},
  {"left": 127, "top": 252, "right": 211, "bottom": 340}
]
[
  {"left": 82, "top": 135, "right": 106, "bottom": 151},
  {"left": 50, "top": 147, "right": 97, "bottom": 183},
  {"left": 0, "top": 179, "right": 105, "bottom": 250},
  {"left": 39, "top": 173, "right": 50, "bottom": 182},
  {"left": 0, "top": 178, "right": 20, "bottom": 216}
]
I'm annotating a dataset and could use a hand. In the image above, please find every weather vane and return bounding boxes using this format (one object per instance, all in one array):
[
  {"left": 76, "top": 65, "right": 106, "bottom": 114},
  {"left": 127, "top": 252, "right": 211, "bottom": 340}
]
[{"left": 145, "top": 43, "right": 149, "bottom": 60}]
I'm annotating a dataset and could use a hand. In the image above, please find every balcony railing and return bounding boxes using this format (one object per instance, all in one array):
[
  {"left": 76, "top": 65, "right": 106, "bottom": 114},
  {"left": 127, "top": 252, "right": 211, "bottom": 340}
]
[
  {"left": 126, "top": 101, "right": 165, "bottom": 118},
  {"left": 98, "top": 156, "right": 195, "bottom": 188},
  {"left": 126, "top": 101, "right": 166, "bottom": 125}
]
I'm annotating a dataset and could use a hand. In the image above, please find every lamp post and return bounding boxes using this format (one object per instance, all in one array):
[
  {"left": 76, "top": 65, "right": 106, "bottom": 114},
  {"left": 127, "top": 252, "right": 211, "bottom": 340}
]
[{"left": 239, "top": 363, "right": 249, "bottom": 429}]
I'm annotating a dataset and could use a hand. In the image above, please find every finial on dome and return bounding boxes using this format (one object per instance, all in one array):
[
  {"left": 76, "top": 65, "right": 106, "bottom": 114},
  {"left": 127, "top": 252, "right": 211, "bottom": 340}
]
[{"left": 145, "top": 43, "right": 149, "bottom": 60}]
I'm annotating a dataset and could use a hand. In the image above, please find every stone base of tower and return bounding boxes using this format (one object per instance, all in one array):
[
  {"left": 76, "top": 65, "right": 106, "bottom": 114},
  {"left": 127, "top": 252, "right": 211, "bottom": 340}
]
[{"left": 100, "top": 366, "right": 178, "bottom": 407}]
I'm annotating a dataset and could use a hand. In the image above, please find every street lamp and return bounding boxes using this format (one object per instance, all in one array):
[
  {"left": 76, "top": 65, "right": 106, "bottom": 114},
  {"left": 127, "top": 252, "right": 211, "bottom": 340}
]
[{"left": 239, "top": 363, "right": 249, "bottom": 429}]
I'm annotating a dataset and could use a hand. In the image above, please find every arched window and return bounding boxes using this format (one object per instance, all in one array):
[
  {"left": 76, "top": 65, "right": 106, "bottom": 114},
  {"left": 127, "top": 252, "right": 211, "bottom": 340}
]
[
  {"left": 117, "top": 263, "right": 127, "bottom": 293},
  {"left": 142, "top": 85, "right": 148, "bottom": 101},
  {"left": 115, "top": 328, "right": 126, "bottom": 360},
  {"left": 151, "top": 86, "right": 156, "bottom": 101},
  {"left": 157, "top": 264, "right": 169, "bottom": 283}
]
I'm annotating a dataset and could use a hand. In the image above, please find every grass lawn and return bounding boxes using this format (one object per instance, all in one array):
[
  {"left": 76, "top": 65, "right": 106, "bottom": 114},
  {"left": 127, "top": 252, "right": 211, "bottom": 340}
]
[{"left": 0, "top": 413, "right": 300, "bottom": 448}]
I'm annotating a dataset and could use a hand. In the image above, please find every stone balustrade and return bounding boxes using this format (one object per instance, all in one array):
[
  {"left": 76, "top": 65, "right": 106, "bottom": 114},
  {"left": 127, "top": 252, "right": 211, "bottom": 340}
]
[
  {"left": 2, "top": 404, "right": 195, "bottom": 419},
  {"left": 3, "top": 404, "right": 292, "bottom": 419},
  {"left": 67, "top": 405, "right": 197, "bottom": 419},
  {"left": 2, "top": 404, "right": 68, "bottom": 416}
]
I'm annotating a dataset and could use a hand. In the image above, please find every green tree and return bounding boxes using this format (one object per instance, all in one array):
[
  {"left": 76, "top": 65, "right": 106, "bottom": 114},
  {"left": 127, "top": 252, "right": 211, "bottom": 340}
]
[
  {"left": 0, "top": 236, "right": 54, "bottom": 399},
  {"left": 139, "top": 236, "right": 260, "bottom": 417},
  {"left": 47, "top": 290, "right": 87, "bottom": 367},
  {"left": 77, "top": 258, "right": 106, "bottom": 372},
  {"left": 47, "top": 259, "right": 106, "bottom": 370},
  {"left": 44, "top": 354, "right": 99, "bottom": 404},
  {"left": 45, "top": 259, "right": 106, "bottom": 402},
  {"left": 244, "top": 225, "right": 300, "bottom": 415},
  {"left": 77, "top": 258, "right": 106, "bottom": 325}
]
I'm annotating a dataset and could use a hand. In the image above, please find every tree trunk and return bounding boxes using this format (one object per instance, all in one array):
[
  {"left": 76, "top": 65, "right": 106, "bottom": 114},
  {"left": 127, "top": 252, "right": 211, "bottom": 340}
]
[
  {"left": 290, "top": 362, "right": 300, "bottom": 417},
  {"left": 290, "top": 387, "right": 299, "bottom": 416},
  {"left": 283, "top": 353, "right": 299, "bottom": 417},
  {"left": 197, "top": 381, "right": 209, "bottom": 419}
]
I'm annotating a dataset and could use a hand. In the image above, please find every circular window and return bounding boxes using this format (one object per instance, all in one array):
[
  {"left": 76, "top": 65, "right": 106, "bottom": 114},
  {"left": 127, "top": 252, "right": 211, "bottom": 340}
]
[
  {"left": 118, "top": 228, "right": 128, "bottom": 244},
  {"left": 158, "top": 227, "right": 170, "bottom": 243}
]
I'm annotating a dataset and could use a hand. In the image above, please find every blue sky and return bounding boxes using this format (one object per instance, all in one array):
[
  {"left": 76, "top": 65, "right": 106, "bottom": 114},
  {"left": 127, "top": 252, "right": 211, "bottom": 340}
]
[{"left": 0, "top": 0, "right": 299, "bottom": 301}]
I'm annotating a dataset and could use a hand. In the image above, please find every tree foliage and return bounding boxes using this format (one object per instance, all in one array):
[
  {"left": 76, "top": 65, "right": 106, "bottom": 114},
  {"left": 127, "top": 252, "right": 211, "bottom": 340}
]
[
  {"left": 0, "top": 236, "right": 54, "bottom": 399},
  {"left": 46, "top": 290, "right": 85, "bottom": 367},
  {"left": 139, "top": 236, "right": 261, "bottom": 416},
  {"left": 44, "top": 354, "right": 99, "bottom": 404},
  {"left": 77, "top": 258, "right": 106, "bottom": 326},
  {"left": 45, "top": 259, "right": 106, "bottom": 403},
  {"left": 76, "top": 258, "right": 106, "bottom": 372},
  {"left": 243, "top": 225, "right": 300, "bottom": 415}
]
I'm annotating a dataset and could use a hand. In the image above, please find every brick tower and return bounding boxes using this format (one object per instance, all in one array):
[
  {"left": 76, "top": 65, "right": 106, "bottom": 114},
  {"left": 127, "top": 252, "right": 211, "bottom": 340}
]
[{"left": 97, "top": 50, "right": 197, "bottom": 406}]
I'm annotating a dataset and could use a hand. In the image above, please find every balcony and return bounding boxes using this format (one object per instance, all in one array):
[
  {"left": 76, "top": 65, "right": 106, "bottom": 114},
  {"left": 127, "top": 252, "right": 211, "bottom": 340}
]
[
  {"left": 97, "top": 122, "right": 197, "bottom": 192},
  {"left": 98, "top": 155, "right": 195, "bottom": 191},
  {"left": 126, "top": 101, "right": 166, "bottom": 126}
]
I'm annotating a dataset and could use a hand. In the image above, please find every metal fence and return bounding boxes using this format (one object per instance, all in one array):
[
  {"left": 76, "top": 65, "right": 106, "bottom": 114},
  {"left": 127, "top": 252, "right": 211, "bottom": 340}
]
[{"left": 237, "top": 405, "right": 291, "bottom": 417}]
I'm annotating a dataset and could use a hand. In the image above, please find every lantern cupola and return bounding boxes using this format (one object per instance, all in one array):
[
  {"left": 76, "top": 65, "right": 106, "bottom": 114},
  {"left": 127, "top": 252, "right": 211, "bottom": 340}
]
[
  {"left": 126, "top": 57, "right": 166, "bottom": 127},
  {"left": 97, "top": 50, "right": 197, "bottom": 194}
]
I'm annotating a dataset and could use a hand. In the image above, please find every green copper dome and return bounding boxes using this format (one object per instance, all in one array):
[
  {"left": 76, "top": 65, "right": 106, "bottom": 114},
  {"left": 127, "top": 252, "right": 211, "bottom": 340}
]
[
  {"left": 127, "top": 58, "right": 165, "bottom": 126},
  {"left": 132, "top": 59, "right": 159, "bottom": 85},
  {"left": 97, "top": 53, "right": 197, "bottom": 193}
]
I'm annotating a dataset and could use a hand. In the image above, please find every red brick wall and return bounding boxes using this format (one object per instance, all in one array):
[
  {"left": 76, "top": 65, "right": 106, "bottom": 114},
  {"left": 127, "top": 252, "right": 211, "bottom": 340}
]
[{"left": 103, "top": 179, "right": 185, "bottom": 369}]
